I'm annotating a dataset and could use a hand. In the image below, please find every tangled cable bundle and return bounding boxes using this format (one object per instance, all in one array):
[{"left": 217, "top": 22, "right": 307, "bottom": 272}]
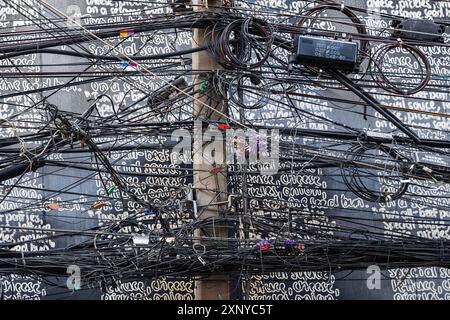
[
  {"left": 340, "top": 143, "right": 410, "bottom": 203},
  {"left": 369, "top": 42, "right": 432, "bottom": 95},
  {"left": 227, "top": 73, "right": 269, "bottom": 109},
  {"left": 296, "top": 1, "right": 369, "bottom": 64},
  {"left": 0, "top": 0, "right": 448, "bottom": 297},
  {"left": 208, "top": 18, "right": 274, "bottom": 70}
]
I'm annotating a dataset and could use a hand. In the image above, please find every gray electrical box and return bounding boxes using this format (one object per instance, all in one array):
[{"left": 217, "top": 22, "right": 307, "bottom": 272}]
[
  {"left": 294, "top": 36, "right": 358, "bottom": 71},
  {"left": 415, "top": 152, "right": 450, "bottom": 172}
]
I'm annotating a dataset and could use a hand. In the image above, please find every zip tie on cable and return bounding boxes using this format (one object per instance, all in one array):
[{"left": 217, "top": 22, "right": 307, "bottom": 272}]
[
  {"left": 21, "top": 250, "right": 26, "bottom": 267},
  {"left": 423, "top": 166, "right": 433, "bottom": 174},
  {"left": 193, "top": 243, "right": 207, "bottom": 265}
]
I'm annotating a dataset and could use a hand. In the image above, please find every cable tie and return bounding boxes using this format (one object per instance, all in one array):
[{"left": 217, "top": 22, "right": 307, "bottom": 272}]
[
  {"left": 256, "top": 239, "right": 270, "bottom": 251},
  {"left": 199, "top": 79, "right": 209, "bottom": 93},
  {"left": 120, "top": 61, "right": 138, "bottom": 71},
  {"left": 209, "top": 165, "right": 221, "bottom": 174},
  {"left": 91, "top": 200, "right": 105, "bottom": 209},
  {"left": 283, "top": 239, "right": 296, "bottom": 246},
  {"left": 192, "top": 200, "right": 198, "bottom": 217},
  {"left": 218, "top": 123, "right": 231, "bottom": 130},
  {"left": 193, "top": 244, "right": 207, "bottom": 265},
  {"left": 165, "top": 237, "right": 175, "bottom": 243},
  {"left": 144, "top": 208, "right": 156, "bottom": 215},
  {"left": 133, "top": 234, "right": 149, "bottom": 246},
  {"left": 21, "top": 250, "right": 26, "bottom": 267},
  {"left": 197, "top": 256, "right": 206, "bottom": 266},
  {"left": 105, "top": 186, "right": 115, "bottom": 196},
  {"left": 47, "top": 202, "right": 60, "bottom": 210},
  {"left": 423, "top": 166, "right": 433, "bottom": 174},
  {"left": 119, "top": 28, "right": 135, "bottom": 37},
  {"left": 296, "top": 243, "right": 306, "bottom": 253}
]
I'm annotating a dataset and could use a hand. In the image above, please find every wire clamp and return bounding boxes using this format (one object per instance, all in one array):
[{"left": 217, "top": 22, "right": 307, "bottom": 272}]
[{"left": 193, "top": 244, "right": 207, "bottom": 265}]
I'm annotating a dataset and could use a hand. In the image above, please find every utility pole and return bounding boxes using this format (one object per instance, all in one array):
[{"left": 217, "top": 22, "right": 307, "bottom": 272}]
[{"left": 192, "top": 0, "right": 230, "bottom": 300}]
